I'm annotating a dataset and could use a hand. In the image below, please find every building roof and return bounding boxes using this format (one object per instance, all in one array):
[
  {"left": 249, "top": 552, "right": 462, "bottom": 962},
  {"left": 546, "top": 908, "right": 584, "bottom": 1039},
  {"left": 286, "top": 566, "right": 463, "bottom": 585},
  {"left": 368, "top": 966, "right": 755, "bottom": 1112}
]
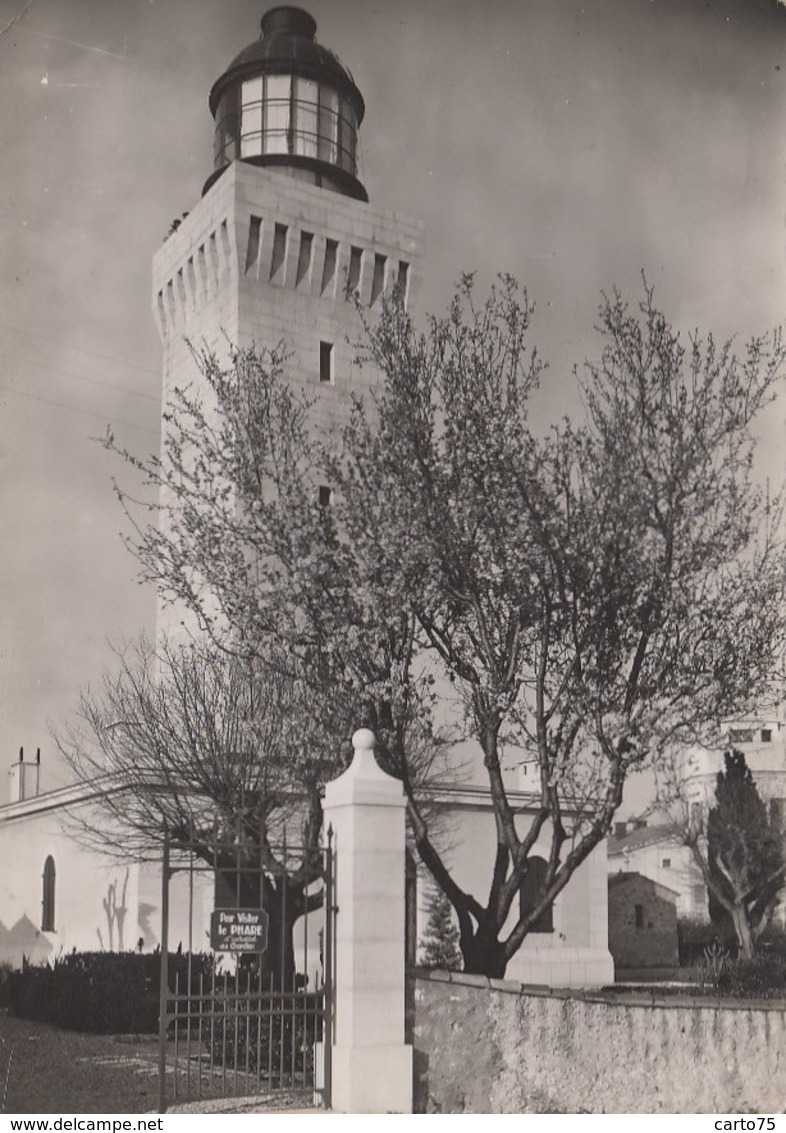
[
  {"left": 608, "top": 870, "right": 680, "bottom": 899},
  {"left": 208, "top": 7, "right": 365, "bottom": 121},
  {"left": 607, "top": 822, "right": 681, "bottom": 857}
]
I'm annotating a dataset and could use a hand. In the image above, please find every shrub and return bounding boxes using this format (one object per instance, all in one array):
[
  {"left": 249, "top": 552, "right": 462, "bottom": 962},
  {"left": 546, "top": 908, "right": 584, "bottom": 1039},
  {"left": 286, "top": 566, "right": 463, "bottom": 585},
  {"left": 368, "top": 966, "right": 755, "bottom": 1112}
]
[
  {"left": 756, "top": 922, "right": 786, "bottom": 960},
  {"left": 202, "top": 987, "right": 323, "bottom": 1085},
  {"left": 0, "top": 961, "right": 14, "bottom": 1009},
  {"left": 677, "top": 916, "right": 736, "bottom": 966},
  {"left": 717, "top": 955, "right": 786, "bottom": 1000},
  {"left": 6, "top": 950, "right": 213, "bottom": 1034}
]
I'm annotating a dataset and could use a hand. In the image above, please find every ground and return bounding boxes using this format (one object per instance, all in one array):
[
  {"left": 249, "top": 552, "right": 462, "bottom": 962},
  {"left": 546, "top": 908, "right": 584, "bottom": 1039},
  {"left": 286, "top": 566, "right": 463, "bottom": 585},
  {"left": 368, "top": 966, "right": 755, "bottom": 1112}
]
[
  {"left": 0, "top": 1015, "right": 160, "bottom": 1114},
  {"left": 0, "top": 1014, "right": 320, "bottom": 1115}
]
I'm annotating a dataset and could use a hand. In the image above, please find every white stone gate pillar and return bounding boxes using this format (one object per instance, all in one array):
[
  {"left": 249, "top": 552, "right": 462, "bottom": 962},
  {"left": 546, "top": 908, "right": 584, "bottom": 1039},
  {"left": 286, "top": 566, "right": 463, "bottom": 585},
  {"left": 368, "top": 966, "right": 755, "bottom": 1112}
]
[{"left": 323, "top": 728, "right": 412, "bottom": 1114}]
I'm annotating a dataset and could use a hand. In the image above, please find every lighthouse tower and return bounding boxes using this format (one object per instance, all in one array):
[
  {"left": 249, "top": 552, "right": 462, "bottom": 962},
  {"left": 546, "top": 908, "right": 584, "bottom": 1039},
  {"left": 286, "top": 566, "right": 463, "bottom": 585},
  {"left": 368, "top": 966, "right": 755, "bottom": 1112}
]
[{"left": 152, "top": 5, "right": 423, "bottom": 448}]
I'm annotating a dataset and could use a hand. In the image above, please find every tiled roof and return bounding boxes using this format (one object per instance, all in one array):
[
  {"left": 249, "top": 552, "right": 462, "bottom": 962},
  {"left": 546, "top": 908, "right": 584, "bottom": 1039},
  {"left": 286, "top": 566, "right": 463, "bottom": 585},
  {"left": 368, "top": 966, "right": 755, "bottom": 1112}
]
[
  {"left": 607, "top": 822, "right": 681, "bottom": 857},
  {"left": 608, "top": 870, "right": 680, "bottom": 898}
]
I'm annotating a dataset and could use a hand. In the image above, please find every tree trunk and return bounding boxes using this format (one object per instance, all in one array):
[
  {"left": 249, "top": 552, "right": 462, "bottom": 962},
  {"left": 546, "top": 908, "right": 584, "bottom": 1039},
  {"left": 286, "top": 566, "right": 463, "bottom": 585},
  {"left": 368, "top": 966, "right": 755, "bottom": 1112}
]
[
  {"left": 460, "top": 926, "right": 508, "bottom": 979},
  {"left": 731, "top": 903, "right": 754, "bottom": 960},
  {"left": 260, "top": 895, "right": 300, "bottom": 988},
  {"left": 222, "top": 871, "right": 305, "bottom": 989}
]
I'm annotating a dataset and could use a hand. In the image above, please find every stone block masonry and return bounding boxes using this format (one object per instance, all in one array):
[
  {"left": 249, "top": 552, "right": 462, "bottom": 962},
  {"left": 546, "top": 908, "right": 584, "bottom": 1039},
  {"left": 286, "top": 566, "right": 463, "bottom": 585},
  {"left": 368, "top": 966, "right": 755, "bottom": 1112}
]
[
  {"left": 152, "top": 160, "right": 424, "bottom": 428},
  {"left": 324, "top": 729, "right": 413, "bottom": 1113},
  {"left": 413, "top": 970, "right": 786, "bottom": 1113},
  {"left": 151, "top": 160, "right": 424, "bottom": 644}
]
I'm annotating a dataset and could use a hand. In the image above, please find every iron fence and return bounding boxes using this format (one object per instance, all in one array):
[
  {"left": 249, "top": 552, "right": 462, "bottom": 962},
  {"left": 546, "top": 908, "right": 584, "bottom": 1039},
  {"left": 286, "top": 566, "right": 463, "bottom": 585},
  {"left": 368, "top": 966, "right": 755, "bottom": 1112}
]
[{"left": 157, "top": 829, "right": 334, "bottom": 1112}]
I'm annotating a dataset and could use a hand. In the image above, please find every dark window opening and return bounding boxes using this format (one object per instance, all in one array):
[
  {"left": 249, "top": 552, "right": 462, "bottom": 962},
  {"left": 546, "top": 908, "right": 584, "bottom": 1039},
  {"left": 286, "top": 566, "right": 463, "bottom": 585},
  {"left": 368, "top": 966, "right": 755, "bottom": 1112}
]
[
  {"left": 42, "top": 855, "right": 56, "bottom": 932},
  {"left": 318, "top": 485, "right": 333, "bottom": 508},
  {"left": 370, "top": 253, "right": 387, "bottom": 305},
  {"left": 320, "top": 341, "right": 334, "bottom": 384},
  {"left": 729, "top": 727, "right": 754, "bottom": 744},
  {"left": 347, "top": 245, "right": 362, "bottom": 298},
  {"left": 321, "top": 238, "right": 338, "bottom": 295},
  {"left": 296, "top": 231, "right": 313, "bottom": 286},
  {"left": 270, "top": 223, "right": 288, "bottom": 280},
  {"left": 761, "top": 729, "right": 773, "bottom": 742},
  {"left": 245, "top": 215, "right": 262, "bottom": 273},
  {"left": 662, "top": 858, "right": 671, "bottom": 869},
  {"left": 634, "top": 903, "right": 644, "bottom": 929},
  {"left": 397, "top": 260, "right": 410, "bottom": 303},
  {"left": 519, "top": 856, "right": 554, "bottom": 933}
]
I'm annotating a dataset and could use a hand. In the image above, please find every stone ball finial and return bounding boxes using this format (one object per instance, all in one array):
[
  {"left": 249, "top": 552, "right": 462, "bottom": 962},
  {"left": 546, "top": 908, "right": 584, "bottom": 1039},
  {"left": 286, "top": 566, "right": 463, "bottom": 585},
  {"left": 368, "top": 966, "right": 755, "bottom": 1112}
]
[{"left": 352, "top": 728, "right": 376, "bottom": 754}]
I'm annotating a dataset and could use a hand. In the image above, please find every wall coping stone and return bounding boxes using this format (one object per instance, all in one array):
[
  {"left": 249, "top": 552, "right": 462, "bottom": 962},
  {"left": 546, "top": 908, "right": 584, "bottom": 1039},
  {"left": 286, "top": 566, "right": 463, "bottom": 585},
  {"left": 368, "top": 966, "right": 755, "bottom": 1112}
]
[
  {"left": 517, "top": 984, "right": 553, "bottom": 998},
  {"left": 489, "top": 978, "right": 524, "bottom": 993},
  {"left": 447, "top": 972, "right": 489, "bottom": 990},
  {"left": 410, "top": 966, "right": 786, "bottom": 1012}
]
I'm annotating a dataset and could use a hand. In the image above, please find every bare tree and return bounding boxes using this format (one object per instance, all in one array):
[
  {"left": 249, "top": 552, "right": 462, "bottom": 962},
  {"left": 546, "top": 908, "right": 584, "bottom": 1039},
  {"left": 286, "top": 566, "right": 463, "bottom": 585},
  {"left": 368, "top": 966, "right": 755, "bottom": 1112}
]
[{"left": 55, "top": 635, "right": 354, "bottom": 980}]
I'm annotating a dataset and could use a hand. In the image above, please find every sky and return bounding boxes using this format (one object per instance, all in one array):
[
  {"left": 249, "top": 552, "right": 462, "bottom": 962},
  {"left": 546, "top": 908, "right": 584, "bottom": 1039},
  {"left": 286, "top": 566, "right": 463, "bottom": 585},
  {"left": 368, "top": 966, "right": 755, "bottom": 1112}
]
[{"left": 0, "top": 0, "right": 785, "bottom": 803}]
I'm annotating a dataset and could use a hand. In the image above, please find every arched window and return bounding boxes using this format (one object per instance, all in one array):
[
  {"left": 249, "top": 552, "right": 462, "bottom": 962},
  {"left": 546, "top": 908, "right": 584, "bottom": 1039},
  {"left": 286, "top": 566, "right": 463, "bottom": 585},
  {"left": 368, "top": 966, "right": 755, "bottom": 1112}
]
[
  {"left": 42, "top": 855, "right": 56, "bottom": 932},
  {"left": 519, "top": 855, "right": 554, "bottom": 933}
]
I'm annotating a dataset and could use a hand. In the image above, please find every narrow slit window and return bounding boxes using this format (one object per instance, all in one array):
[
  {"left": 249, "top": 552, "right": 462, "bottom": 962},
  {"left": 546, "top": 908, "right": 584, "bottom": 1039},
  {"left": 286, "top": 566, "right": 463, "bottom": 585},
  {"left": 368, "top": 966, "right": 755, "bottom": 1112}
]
[
  {"left": 634, "top": 904, "right": 644, "bottom": 929},
  {"left": 318, "top": 485, "right": 333, "bottom": 508},
  {"left": 42, "top": 855, "right": 56, "bottom": 932},
  {"left": 175, "top": 268, "right": 186, "bottom": 310},
  {"left": 219, "top": 219, "right": 231, "bottom": 274},
  {"left": 321, "top": 238, "right": 338, "bottom": 295},
  {"left": 186, "top": 257, "right": 197, "bottom": 306},
  {"left": 370, "top": 253, "right": 387, "bottom": 306},
  {"left": 296, "top": 231, "right": 314, "bottom": 287},
  {"left": 346, "top": 245, "right": 363, "bottom": 298},
  {"left": 270, "top": 223, "right": 288, "bottom": 281},
  {"left": 166, "top": 279, "right": 176, "bottom": 323},
  {"left": 397, "top": 260, "right": 410, "bottom": 304},
  {"left": 196, "top": 244, "right": 209, "bottom": 297},
  {"left": 208, "top": 231, "right": 220, "bottom": 286},
  {"left": 320, "top": 341, "right": 334, "bottom": 384},
  {"left": 245, "top": 216, "right": 262, "bottom": 274}
]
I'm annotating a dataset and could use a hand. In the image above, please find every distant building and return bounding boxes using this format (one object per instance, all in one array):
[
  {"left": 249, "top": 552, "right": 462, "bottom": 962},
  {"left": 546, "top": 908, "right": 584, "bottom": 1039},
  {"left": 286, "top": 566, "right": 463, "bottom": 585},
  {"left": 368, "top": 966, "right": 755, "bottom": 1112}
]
[
  {"left": 683, "top": 716, "right": 786, "bottom": 833},
  {"left": 607, "top": 872, "right": 679, "bottom": 972},
  {"left": 607, "top": 821, "right": 706, "bottom": 920},
  {"left": 608, "top": 711, "right": 786, "bottom": 927}
]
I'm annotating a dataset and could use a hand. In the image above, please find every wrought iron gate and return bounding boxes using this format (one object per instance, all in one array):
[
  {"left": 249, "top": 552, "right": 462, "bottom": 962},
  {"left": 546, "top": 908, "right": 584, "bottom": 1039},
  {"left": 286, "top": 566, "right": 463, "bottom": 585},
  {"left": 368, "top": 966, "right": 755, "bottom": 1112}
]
[{"left": 157, "top": 829, "right": 335, "bottom": 1112}]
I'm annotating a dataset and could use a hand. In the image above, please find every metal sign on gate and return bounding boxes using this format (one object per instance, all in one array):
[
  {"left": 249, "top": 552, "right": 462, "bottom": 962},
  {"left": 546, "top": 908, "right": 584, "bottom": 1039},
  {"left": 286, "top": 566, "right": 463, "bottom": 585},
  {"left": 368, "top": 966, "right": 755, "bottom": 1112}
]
[
  {"left": 157, "top": 829, "right": 335, "bottom": 1113},
  {"left": 210, "top": 908, "right": 269, "bottom": 953}
]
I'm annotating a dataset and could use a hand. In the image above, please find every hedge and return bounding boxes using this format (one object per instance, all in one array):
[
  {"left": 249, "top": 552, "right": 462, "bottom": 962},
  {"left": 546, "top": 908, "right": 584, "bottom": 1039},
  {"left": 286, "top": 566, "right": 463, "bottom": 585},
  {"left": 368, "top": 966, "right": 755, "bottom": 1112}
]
[{"left": 6, "top": 950, "right": 213, "bottom": 1034}]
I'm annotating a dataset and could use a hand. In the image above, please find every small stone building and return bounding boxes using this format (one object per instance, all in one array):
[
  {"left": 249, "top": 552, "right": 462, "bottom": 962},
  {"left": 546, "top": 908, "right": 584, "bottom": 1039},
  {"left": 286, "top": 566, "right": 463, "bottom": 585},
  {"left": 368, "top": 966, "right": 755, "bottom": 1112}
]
[{"left": 607, "top": 871, "right": 679, "bottom": 973}]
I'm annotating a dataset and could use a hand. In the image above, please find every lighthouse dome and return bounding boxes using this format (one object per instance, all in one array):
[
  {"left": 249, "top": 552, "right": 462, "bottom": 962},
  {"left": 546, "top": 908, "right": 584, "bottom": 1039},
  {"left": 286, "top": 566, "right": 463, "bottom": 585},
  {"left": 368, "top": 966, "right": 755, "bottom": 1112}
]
[{"left": 206, "top": 7, "right": 367, "bottom": 200}]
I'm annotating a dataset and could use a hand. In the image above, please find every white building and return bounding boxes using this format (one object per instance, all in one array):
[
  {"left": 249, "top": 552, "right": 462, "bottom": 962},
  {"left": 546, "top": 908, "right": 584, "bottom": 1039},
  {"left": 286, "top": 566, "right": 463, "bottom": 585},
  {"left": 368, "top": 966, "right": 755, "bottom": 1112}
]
[{"left": 608, "top": 712, "right": 786, "bottom": 924}]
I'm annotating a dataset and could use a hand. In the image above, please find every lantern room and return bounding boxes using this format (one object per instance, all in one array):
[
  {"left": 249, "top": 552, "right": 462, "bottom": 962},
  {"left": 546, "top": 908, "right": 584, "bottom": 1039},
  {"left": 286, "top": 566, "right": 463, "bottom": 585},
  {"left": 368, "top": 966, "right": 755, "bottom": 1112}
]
[{"left": 206, "top": 6, "right": 367, "bottom": 201}]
